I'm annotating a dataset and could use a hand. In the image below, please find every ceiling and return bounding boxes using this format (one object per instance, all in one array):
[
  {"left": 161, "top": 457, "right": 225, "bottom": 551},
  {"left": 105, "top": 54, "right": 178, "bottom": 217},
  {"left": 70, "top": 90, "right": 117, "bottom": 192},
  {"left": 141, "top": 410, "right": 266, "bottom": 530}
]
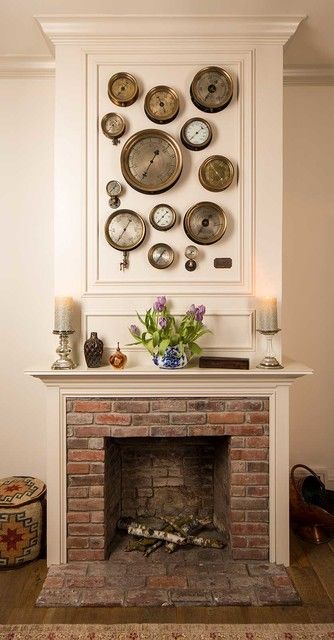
[{"left": 1, "top": 0, "right": 334, "bottom": 65}]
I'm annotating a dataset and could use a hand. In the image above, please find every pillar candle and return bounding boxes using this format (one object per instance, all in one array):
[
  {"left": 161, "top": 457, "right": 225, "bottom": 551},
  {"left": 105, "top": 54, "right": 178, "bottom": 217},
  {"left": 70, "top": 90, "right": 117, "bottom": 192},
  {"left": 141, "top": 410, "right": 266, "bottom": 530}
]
[
  {"left": 54, "top": 296, "right": 74, "bottom": 332},
  {"left": 257, "top": 297, "right": 278, "bottom": 332}
]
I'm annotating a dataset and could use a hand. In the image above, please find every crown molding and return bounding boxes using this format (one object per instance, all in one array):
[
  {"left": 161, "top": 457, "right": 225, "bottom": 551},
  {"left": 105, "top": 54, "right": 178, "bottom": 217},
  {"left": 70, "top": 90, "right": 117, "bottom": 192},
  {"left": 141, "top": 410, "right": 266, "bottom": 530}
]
[
  {"left": 0, "top": 55, "right": 55, "bottom": 78},
  {"left": 284, "top": 65, "right": 334, "bottom": 85},
  {"left": 35, "top": 14, "right": 305, "bottom": 51}
]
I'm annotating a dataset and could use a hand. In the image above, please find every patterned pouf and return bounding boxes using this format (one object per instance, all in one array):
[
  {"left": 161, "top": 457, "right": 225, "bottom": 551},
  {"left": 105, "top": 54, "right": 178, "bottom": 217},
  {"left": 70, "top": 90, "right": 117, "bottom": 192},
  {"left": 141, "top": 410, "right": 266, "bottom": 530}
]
[{"left": 0, "top": 476, "right": 46, "bottom": 568}]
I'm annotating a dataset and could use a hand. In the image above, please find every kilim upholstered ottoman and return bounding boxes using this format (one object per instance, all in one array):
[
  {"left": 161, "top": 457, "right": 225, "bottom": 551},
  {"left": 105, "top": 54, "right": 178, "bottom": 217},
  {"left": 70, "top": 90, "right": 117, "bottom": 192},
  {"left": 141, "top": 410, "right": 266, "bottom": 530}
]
[{"left": 0, "top": 476, "right": 46, "bottom": 568}]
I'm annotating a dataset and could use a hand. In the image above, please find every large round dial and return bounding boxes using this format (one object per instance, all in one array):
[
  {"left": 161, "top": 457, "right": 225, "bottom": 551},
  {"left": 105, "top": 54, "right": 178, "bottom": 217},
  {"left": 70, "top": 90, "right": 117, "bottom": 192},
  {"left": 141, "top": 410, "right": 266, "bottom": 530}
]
[
  {"left": 105, "top": 210, "right": 146, "bottom": 251},
  {"left": 180, "top": 118, "right": 212, "bottom": 151},
  {"left": 144, "top": 86, "right": 179, "bottom": 124},
  {"left": 148, "top": 243, "right": 174, "bottom": 269},
  {"left": 120, "top": 129, "right": 183, "bottom": 195},
  {"left": 149, "top": 204, "right": 176, "bottom": 231},
  {"left": 183, "top": 202, "right": 227, "bottom": 245},
  {"left": 199, "top": 155, "right": 234, "bottom": 192},
  {"left": 108, "top": 72, "right": 139, "bottom": 107},
  {"left": 190, "top": 66, "right": 233, "bottom": 113},
  {"left": 101, "top": 113, "right": 126, "bottom": 141}
]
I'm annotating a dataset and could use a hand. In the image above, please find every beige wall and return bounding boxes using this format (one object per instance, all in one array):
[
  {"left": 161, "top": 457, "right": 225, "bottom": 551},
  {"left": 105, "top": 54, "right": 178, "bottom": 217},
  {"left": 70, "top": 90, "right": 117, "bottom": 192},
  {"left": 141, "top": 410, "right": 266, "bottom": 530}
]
[{"left": 0, "top": 77, "right": 333, "bottom": 485}]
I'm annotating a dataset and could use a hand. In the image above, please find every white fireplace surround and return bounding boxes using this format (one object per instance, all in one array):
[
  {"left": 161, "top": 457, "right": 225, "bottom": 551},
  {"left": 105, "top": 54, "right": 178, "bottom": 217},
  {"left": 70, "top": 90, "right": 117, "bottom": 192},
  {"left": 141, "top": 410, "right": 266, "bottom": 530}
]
[{"left": 28, "top": 363, "right": 312, "bottom": 567}]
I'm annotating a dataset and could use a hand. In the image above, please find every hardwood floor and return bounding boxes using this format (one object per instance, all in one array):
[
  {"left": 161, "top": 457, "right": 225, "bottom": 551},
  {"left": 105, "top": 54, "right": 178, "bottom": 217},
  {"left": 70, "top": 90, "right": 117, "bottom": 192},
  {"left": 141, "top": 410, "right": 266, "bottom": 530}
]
[{"left": 0, "top": 533, "right": 333, "bottom": 624}]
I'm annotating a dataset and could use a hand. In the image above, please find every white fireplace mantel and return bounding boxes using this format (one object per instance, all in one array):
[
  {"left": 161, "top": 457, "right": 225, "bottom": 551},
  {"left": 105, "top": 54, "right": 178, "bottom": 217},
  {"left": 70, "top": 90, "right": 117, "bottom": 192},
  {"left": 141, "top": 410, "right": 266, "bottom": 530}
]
[{"left": 28, "top": 363, "right": 312, "bottom": 567}]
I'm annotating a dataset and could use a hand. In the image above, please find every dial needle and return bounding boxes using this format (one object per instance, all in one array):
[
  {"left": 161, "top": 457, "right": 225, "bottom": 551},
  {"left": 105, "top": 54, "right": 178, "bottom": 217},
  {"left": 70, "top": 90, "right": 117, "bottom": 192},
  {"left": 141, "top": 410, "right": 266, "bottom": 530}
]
[
  {"left": 189, "top": 126, "right": 204, "bottom": 141},
  {"left": 116, "top": 218, "right": 132, "bottom": 243},
  {"left": 157, "top": 249, "right": 166, "bottom": 262},
  {"left": 142, "top": 149, "right": 160, "bottom": 179}
]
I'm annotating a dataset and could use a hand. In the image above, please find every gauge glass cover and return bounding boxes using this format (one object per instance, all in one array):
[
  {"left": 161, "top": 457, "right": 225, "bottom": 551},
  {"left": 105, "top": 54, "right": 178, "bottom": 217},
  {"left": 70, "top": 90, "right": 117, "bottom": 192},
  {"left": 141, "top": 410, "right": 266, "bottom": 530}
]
[
  {"left": 180, "top": 118, "right": 212, "bottom": 151},
  {"left": 144, "top": 86, "right": 179, "bottom": 124},
  {"left": 106, "top": 180, "right": 122, "bottom": 197},
  {"left": 199, "top": 155, "right": 234, "bottom": 192},
  {"left": 183, "top": 202, "right": 227, "bottom": 245},
  {"left": 149, "top": 204, "right": 176, "bottom": 231},
  {"left": 101, "top": 113, "right": 126, "bottom": 140},
  {"left": 148, "top": 243, "right": 174, "bottom": 269},
  {"left": 185, "top": 245, "right": 199, "bottom": 259},
  {"left": 108, "top": 72, "right": 139, "bottom": 107},
  {"left": 190, "top": 66, "right": 233, "bottom": 113},
  {"left": 105, "top": 210, "right": 146, "bottom": 251}
]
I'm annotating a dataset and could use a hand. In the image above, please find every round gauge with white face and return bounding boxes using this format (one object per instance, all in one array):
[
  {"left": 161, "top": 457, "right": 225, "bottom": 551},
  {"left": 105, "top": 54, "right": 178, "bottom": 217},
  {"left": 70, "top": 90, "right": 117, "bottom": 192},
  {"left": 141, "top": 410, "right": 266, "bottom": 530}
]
[
  {"left": 105, "top": 210, "right": 146, "bottom": 252},
  {"left": 108, "top": 72, "right": 139, "bottom": 107},
  {"left": 148, "top": 243, "right": 174, "bottom": 269},
  {"left": 180, "top": 118, "right": 212, "bottom": 151},
  {"left": 190, "top": 66, "right": 233, "bottom": 113},
  {"left": 149, "top": 204, "right": 177, "bottom": 231},
  {"left": 101, "top": 113, "right": 126, "bottom": 143},
  {"left": 144, "top": 86, "right": 179, "bottom": 124},
  {"left": 106, "top": 180, "right": 122, "bottom": 197}
]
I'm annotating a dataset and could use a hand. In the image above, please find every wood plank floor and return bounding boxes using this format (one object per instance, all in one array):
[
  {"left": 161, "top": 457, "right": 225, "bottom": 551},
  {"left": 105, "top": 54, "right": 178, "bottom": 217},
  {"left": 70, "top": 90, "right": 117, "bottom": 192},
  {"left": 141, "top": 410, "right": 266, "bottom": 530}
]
[{"left": 0, "top": 533, "right": 333, "bottom": 624}]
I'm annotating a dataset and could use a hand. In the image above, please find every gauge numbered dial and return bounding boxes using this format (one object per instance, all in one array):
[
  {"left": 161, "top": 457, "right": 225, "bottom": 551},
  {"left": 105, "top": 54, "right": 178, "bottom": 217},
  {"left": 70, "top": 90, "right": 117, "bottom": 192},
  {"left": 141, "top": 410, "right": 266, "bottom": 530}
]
[
  {"left": 199, "top": 155, "right": 234, "bottom": 192},
  {"left": 144, "top": 86, "right": 179, "bottom": 124},
  {"left": 149, "top": 204, "right": 177, "bottom": 231},
  {"left": 121, "top": 129, "right": 183, "bottom": 195},
  {"left": 108, "top": 72, "right": 139, "bottom": 107},
  {"left": 180, "top": 118, "right": 212, "bottom": 151},
  {"left": 105, "top": 210, "right": 146, "bottom": 251},
  {"left": 106, "top": 180, "right": 122, "bottom": 197},
  {"left": 148, "top": 243, "right": 174, "bottom": 269},
  {"left": 101, "top": 113, "right": 126, "bottom": 142},
  {"left": 184, "top": 202, "right": 227, "bottom": 245},
  {"left": 190, "top": 66, "right": 233, "bottom": 113},
  {"left": 185, "top": 245, "right": 199, "bottom": 259}
]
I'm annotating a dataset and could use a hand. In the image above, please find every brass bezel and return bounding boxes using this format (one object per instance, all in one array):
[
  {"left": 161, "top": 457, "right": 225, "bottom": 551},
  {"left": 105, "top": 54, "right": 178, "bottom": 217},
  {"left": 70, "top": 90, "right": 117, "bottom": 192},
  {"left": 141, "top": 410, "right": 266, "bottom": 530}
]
[
  {"left": 106, "top": 180, "right": 122, "bottom": 197},
  {"left": 108, "top": 72, "right": 139, "bottom": 107},
  {"left": 144, "top": 85, "right": 179, "bottom": 124},
  {"left": 180, "top": 117, "right": 212, "bottom": 151},
  {"left": 101, "top": 113, "right": 126, "bottom": 140},
  {"left": 199, "top": 155, "right": 234, "bottom": 192},
  {"left": 149, "top": 204, "right": 177, "bottom": 231},
  {"left": 183, "top": 201, "right": 227, "bottom": 245},
  {"left": 120, "top": 129, "right": 183, "bottom": 195},
  {"left": 148, "top": 243, "right": 174, "bottom": 269},
  {"left": 190, "top": 66, "right": 233, "bottom": 113},
  {"left": 104, "top": 210, "right": 146, "bottom": 252}
]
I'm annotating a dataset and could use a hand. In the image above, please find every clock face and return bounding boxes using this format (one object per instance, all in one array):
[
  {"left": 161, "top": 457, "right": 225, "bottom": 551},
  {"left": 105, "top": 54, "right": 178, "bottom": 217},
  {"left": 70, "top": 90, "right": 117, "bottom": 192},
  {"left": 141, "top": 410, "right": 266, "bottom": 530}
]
[
  {"left": 144, "top": 86, "right": 179, "bottom": 124},
  {"left": 180, "top": 118, "right": 212, "bottom": 151},
  {"left": 149, "top": 204, "right": 176, "bottom": 231},
  {"left": 183, "top": 201, "right": 227, "bottom": 245},
  {"left": 199, "top": 155, "right": 234, "bottom": 192},
  {"left": 190, "top": 66, "right": 233, "bottom": 113},
  {"left": 108, "top": 72, "right": 139, "bottom": 107},
  {"left": 105, "top": 210, "right": 146, "bottom": 251},
  {"left": 121, "top": 129, "right": 183, "bottom": 195}
]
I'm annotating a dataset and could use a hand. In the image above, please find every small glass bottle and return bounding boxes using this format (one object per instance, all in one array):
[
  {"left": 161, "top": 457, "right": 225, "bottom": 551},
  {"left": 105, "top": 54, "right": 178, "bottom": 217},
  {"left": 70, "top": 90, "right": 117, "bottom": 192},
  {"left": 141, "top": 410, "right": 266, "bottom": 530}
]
[{"left": 109, "top": 342, "right": 127, "bottom": 369}]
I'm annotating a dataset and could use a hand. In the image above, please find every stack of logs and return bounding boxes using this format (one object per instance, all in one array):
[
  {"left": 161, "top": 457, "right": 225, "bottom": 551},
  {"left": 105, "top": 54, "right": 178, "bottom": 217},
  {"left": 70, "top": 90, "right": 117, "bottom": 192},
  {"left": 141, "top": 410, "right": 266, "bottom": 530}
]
[{"left": 117, "top": 515, "right": 228, "bottom": 557}]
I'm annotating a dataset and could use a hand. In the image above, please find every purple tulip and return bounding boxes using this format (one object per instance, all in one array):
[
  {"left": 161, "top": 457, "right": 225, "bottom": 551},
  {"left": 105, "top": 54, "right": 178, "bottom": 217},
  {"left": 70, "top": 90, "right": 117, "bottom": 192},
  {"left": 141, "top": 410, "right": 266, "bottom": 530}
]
[
  {"left": 130, "top": 324, "right": 140, "bottom": 337},
  {"left": 158, "top": 317, "right": 167, "bottom": 329},
  {"left": 187, "top": 304, "right": 196, "bottom": 316},
  {"left": 153, "top": 296, "right": 167, "bottom": 312},
  {"left": 195, "top": 304, "right": 206, "bottom": 323}
]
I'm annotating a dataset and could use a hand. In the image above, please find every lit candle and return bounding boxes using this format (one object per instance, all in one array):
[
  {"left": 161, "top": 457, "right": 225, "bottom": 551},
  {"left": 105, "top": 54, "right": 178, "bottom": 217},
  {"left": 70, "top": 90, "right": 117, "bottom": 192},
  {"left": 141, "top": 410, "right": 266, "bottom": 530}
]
[
  {"left": 257, "top": 297, "right": 278, "bottom": 332},
  {"left": 54, "top": 296, "right": 74, "bottom": 332}
]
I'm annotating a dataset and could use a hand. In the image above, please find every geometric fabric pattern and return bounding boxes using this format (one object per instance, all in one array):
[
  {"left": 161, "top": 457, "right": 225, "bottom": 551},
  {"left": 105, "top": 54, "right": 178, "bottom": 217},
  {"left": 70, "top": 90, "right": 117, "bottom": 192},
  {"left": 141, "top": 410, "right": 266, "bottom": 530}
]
[{"left": 0, "top": 476, "right": 46, "bottom": 568}]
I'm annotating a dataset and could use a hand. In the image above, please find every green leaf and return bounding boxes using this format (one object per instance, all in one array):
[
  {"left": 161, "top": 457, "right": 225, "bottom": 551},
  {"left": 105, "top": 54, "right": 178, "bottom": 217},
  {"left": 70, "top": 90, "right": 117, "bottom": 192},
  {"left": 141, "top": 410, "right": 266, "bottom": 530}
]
[
  {"left": 152, "top": 331, "right": 160, "bottom": 347},
  {"left": 159, "top": 338, "right": 170, "bottom": 355},
  {"left": 188, "top": 341, "right": 202, "bottom": 356}
]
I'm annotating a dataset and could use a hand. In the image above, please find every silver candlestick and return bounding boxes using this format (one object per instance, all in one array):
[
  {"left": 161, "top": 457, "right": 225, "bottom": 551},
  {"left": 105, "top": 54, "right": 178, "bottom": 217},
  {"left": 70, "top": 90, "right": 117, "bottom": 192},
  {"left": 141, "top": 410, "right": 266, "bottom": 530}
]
[
  {"left": 52, "top": 330, "right": 76, "bottom": 370},
  {"left": 256, "top": 329, "right": 283, "bottom": 369}
]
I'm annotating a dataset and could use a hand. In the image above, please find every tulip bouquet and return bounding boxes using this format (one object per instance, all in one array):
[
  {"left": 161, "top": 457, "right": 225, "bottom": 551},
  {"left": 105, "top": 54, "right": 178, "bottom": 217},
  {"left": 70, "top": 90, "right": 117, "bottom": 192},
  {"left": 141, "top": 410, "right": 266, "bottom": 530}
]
[{"left": 128, "top": 296, "right": 211, "bottom": 366}]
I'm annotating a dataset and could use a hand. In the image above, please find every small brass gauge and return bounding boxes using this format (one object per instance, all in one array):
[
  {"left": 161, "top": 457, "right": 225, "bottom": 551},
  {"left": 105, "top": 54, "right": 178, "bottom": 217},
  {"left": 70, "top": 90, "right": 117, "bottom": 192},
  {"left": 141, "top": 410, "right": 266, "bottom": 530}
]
[
  {"left": 101, "top": 113, "right": 126, "bottom": 145},
  {"left": 106, "top": 180, "right": 122, "bottom": 197},
  {"left": 180, "top": 118, "right": 212, "bottom": 151},
  {"left": 105, "top": 209, "right": 146, "bottom": 271},
  {"left": 144, "top": 86, "right": 179, "bottom": 124},
  {"left": 185, "top": 259, "right": 197, "bottom": 272},
  {"left": 148, "top": 243, "right": 174, "bottom": 269},
  {"left": 185, "top": 245, "right": 199, "bottom": 260},
  {"left": 183, "top": 202, "right": 227, "bottom": 245},
  {"left": 199, "top": 155, "right": 234, "bottom": 192},
  {"left": 190, "top": 66, "right": 233, "bottom": 113},
  {"left": 108, "top": 72, "right": 139, "bottom": 107},
  {"left": 149, "top": 204, "right": 177, "bottom": 231}
]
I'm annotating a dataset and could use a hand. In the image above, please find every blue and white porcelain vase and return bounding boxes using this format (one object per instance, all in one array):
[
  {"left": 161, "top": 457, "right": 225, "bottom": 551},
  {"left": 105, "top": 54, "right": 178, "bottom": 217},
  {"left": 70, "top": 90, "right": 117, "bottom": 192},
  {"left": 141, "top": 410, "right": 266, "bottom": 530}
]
[{"left": 153, "top": 345, "right": 188, "bottom": 369}]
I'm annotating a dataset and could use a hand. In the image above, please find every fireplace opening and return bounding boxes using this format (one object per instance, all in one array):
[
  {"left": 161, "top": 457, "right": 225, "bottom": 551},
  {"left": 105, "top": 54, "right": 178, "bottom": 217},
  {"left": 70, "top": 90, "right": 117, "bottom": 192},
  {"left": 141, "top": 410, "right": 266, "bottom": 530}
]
[{"left": 105, "top": 436, "right": 230, "bottom": 559}]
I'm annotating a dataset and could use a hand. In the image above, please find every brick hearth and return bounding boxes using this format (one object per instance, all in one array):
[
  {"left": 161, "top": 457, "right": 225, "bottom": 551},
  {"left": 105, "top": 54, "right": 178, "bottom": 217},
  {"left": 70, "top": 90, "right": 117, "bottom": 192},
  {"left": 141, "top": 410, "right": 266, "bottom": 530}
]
[{"left": 66, "top": 397, "right": 269, "bottom": 562}]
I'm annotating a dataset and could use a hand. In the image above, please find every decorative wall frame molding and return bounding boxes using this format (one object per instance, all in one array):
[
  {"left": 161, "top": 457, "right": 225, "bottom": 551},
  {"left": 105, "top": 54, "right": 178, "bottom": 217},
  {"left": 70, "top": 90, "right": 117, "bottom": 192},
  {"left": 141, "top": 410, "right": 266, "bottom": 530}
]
[
  {"left": 0, "top": 55, "right": 55, "bottom": 78},
  {"left": 284, "top": 65, "right": 334, "bottom": 86}
]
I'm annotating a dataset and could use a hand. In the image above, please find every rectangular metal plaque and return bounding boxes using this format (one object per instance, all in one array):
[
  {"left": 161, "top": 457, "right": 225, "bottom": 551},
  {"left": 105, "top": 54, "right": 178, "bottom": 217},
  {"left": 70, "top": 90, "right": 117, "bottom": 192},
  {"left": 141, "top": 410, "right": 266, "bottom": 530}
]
[
  {"left": 199, "top": 356, "right": 250, "bottom": 370},
  {"left": 214, "top": 258, "right": 232, "bottom": 269}
]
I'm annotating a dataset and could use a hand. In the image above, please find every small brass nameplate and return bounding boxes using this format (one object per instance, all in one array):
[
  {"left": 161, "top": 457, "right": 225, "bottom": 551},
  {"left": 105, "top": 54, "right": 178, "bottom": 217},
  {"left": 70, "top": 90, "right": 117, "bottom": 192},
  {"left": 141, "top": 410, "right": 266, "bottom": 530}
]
[{"left": 214, "top": 258, "right": 232, "bottom": 269}]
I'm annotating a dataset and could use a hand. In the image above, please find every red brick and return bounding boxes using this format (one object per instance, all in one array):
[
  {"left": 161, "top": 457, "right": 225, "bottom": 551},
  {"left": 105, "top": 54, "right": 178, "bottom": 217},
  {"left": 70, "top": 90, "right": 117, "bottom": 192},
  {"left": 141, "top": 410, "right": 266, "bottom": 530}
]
[
  {"left": 247, "top": 461, "right": 269, "bottom": 473},
  {"left": 67, "top": 438, "right": 88, "bottom": 449},
  {"left": 95, "top": 413, "right": 131, "bottom": 425},
  {"left": 187, "top": 425, "right": 225, "bottom": 436},
  {"left": 150, "top": 425, "right": 187, "bottom": 437},
  {"left": 225, "top": 425, "right": 263, "bottom": 436},
  {"left": 68, "top": 449, "right": 105, "bottom": 462},
  {"left": 89, "top": 463, "right": 105, "bottom": 474},
  {"left": 90, "top": 537, "right": 105, "bottom": 549},
  {"left": 263, "top": 398, "right": 269, "bottom": 410},
  {"left": 73, "top": 400, "right": 111, "bottom": 413},
  {"left": 91, "top": 511, "right": 104, "bottom": 523},
  {"left": 113, "top": 400, "right": 150, "bottom": 413},
  {"left": 246, "top": 411, "right": 269, "bottom": 424},
  {"left": 247, "top": 535, "right": 269, "bottom": 548},
  {"left": 231, "top": 522, "right": 268, "bottom": 535},
  {"left": 68, "top": 549, "right": 104, "bottom": 561},
  {"left": 67, "top": 537, "right": 89, "bottom": 548},
  {"left": 226, "top": 400, "right": 263, "bottom": 411},
  {"left": 246, "top": 436, "right": 269, "bottom": 448},
  {"left": 74, "top": 426, "right": 110, "bottom": 437},
  {"left": 152, "top": 399, "right": 187, "bottom": 412},
  {"left": 231, "top": 497, "right": 268, "bottom": 510},
  {"left": 232, "top": 548, "right": 268, "bottom": 561},
  {"left": 246, "top": 510, "right": 269, "bottom": 522},
  {"left": 171, "top": 413, "right": 206, "bottom": 425},
  {"left": 88, "top": 438, "right": 105, "bottom": 450},
  {"left": 187, "top": 399, "right": 225, "bottom": 412},
  {"left": 68, "top": 498, "right": 104, "bottom": 511},
  {"left": 69, "top": 474, "right": 104, "bottom": 486},
  {"left": 111, "top": 426, "right": 149, "bottom": 437},
  {"left": 247, "top": 486, "right": 269, "bottom": 497},
  {"left": 230, "top": 437, "right": 245, "bottom": 448},
  {"left": 89, "top": 486, "right": 104, "bottom": 498},
  {"left": 67, "top": 462, "right": 89, "bottom": 474},
  {"left": 67, "top": 413, "right": 93, "bottom": 425},
  {"left": 147, "top": 575, "right": 187, "bottom": 588},
  {"left": 66, "top": 512, "right": 90, "bottom": 524},
  {"left": 231, "top": 449, "right": 268, "bottom": 461},
  {"left": 67, "top": 487, "right": 89, "bottom": 498},
  {"left": 133, "top": 413, "right": 169, "bottom": 426},
  {"left": 231, "top": 486, "right": 246, "bottom": 497},
  {"left": 232, "top": 536, "right": 247, "bottom": 547},
  {"left": 231, "top": 473, "right": 269, "bottom": 486},
  {"left": 208, "top": 412, "right": 245, "bottom": 424},
  {"left": 231, "top": 510, "right": 245, "bottom": 522},
  {"left": 231, "top": 461, "right": 246, "bottom": 472}
]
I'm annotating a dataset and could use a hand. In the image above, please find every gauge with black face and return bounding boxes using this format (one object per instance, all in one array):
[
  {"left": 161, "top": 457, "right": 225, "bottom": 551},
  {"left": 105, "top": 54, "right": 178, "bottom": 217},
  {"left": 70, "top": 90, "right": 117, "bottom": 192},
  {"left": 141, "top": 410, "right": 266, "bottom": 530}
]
[{"left": 183, "top": 202, "right": 227, "bottom": 245}]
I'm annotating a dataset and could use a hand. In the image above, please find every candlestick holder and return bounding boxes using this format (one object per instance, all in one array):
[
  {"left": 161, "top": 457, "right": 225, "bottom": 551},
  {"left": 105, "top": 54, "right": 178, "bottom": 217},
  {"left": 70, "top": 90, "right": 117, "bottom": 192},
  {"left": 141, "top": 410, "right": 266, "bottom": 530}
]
[
  {"left": 51, "top": 330, "right": 76, "bottom": 370},
  {"left": 256, "top": 329, "right": 283, "bottom": 369}
]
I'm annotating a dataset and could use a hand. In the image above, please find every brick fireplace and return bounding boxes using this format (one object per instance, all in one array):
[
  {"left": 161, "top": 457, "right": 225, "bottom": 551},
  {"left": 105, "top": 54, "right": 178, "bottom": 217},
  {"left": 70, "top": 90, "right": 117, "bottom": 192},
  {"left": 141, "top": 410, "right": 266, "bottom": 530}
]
[{"left": 66, "top": 396, "right": 269, "bottom": 562}]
